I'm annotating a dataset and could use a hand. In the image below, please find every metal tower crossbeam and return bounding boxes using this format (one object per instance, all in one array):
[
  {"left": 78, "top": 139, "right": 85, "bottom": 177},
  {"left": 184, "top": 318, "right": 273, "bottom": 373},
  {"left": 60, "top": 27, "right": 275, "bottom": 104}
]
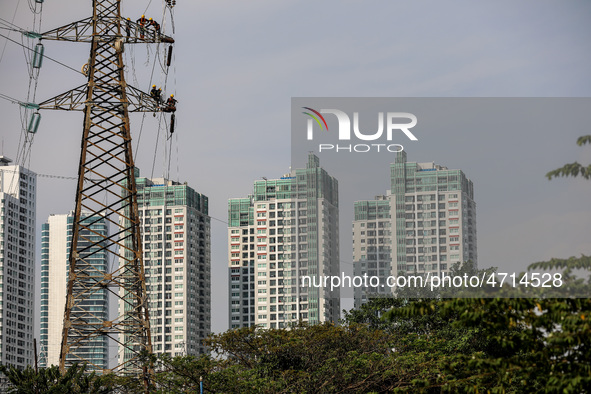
[
  {"left": 38, "top": 0, "right": 172, "bottom": 387},
  {"left": 41, "top": 16, "right": 174, "bottom": 44},
  {"left": 37, "top": 83, "right": 160, "bottom": 112}
]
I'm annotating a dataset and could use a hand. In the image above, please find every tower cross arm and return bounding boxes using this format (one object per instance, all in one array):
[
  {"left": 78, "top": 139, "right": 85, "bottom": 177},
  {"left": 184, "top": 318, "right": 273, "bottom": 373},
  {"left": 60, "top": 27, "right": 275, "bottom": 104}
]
[
  {"left": 37, "top": 84, "right": 87, "bottom": 111},
  {"left": 38, "top": 84, "right": 160, "bottom": 112},
  {"left": 40, "top": 17, "right": 174, "bottom": 44},
  {"left": 40, "top": 17, "right": 93, "bottom": 42}
]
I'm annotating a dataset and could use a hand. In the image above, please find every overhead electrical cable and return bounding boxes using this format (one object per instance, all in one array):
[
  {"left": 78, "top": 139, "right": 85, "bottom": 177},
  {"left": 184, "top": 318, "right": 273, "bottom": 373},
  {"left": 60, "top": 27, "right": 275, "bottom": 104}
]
[
  {"left": 0, "top": 32, "right": 85, "bottom": 75},
  {"left": 0, "top": 2, "right": 21, "bottom": 65}
]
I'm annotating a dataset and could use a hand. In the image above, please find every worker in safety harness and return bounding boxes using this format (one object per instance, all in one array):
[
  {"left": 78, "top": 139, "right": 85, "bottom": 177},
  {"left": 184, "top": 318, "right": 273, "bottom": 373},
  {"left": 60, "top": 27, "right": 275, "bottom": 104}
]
[
  {"left": 150, "top": 85, "right": 162, "bottom": 104},
  {"left": 125, "top": 18, "right": 131, "bottom": 40},
  {"left": 164, "top": 94, "right": 177, "bottom": 112},
  {"left": 136, "top": 15, "right": 147, "bottom": 38},
  {"left": 148, "top": 17, "right": 161, "bottom": 37}
]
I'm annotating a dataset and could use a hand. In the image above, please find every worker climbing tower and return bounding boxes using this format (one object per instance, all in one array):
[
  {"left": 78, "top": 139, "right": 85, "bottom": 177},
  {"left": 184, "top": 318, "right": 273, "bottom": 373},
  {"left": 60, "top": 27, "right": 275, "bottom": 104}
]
[{"left": 36, "top": 0, "right": 174, "bottom": 385}]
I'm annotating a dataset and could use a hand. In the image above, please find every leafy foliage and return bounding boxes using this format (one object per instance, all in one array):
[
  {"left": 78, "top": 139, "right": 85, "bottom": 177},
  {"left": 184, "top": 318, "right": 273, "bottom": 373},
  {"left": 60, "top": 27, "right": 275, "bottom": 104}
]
[
  {"left": 180, "top": 322, "right": 404, "bottom": 393},
  {"left": 392, "top": 296, "right": 591, "bottom": 392},
  {"left": 0, "top": 363, "right": 112, "bottom": 394},
  {"left": 546, "top": 135, "right": 591, "bottom": 179},
  {"left": 4, "top": 273, "right": 589, "bottom": 393}
]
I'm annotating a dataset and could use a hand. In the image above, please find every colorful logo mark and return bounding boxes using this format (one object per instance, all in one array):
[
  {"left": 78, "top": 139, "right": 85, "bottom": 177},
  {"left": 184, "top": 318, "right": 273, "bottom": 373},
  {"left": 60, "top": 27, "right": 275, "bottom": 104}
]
[{"left": 302, "top": 107, "right": 329, "bottom": 131}]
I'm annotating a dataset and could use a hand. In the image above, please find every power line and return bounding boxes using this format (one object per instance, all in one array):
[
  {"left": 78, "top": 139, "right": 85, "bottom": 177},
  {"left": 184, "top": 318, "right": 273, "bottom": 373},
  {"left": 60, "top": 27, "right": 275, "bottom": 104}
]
[
  {"left": 143, "top": 0, "right": 154, "bottom": 16},
  {"left": 5, "top": 167, "right": 233, "bottom": 226},
  {"left": 0, "top": 2, "right": 21, "bottom": 66},
  {"left": 0, "top": 31, "right": 85, "bottom": 75},
  {"left": 0, "top": 168, "right": 77, "bottom": 180},
  {"left": 211, "top": 216, "right": 228, "bottom": 225},
  {"left": 0, "top": 16, "right": 22, "bottom": 30},
  {"left": 0, "top": 92, "right": 22, "bottom": 105}
]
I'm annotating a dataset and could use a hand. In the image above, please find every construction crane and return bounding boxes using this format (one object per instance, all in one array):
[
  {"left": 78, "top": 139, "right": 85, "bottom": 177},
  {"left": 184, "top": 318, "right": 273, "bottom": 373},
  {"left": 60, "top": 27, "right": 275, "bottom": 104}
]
[{"left": 35, "top": 0, "right": 175, "bottom": 388}]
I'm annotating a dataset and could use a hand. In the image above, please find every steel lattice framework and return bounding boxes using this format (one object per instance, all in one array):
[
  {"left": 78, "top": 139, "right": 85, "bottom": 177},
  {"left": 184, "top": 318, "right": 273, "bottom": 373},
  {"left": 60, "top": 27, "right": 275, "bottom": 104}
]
[{"left": 38, "top": 0, "right": 174, "bottom": 386}]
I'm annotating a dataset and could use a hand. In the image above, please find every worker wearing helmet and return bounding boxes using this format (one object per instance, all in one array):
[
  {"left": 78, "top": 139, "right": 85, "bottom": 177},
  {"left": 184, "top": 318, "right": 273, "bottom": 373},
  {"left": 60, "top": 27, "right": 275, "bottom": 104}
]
[
  {"left": 125, "top": 17, "right": 131, "bottom": 39},
  {"left": 136, "top": 15, "right": 147, "bottom": 38},
  {"left": 150, "top": 85, "right": 162, "bottom": 104},
  {"left": 164, "top": 94, "right": 177, "bottom": 112},
  {"left": 149, "top": 17, "right": 161, "bottom": 36}
]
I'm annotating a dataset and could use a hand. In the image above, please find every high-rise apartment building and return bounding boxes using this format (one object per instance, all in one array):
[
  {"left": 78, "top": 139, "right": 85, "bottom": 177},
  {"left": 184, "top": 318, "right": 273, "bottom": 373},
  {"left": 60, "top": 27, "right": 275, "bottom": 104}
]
[
  {"left": 39, "top": 212, "right": 109, "bottom": 370},
  {"left": 352, "top": 195, "right": 392, "bottom": 307},
  {"left": 0, "top": 156, "right": 36, "bottom": 368},
  {"left": 228, "top": 153, "right": 339, "bottom": 329},
  {"left": 120, "top": 175, "right": 210, "bottom": 363},
  {"left": 353, "top": 151, "right": 477, "bottom": 306}
]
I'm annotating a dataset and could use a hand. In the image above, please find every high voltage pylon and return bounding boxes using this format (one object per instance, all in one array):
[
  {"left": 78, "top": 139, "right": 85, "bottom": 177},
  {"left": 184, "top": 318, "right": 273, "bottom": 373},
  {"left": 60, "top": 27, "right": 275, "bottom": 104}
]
[{"left": 36, "top": 0, "right": 174, "bottom": 387}]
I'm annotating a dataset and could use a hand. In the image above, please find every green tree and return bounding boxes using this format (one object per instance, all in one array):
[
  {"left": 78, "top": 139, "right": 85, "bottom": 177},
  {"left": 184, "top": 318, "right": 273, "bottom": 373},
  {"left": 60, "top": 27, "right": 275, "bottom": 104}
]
[
  {"left": 546, "top": 135, "right": 591, "bottom": 180},
  {"left": 145, "top": 323, "right": 418, "bottom": 393},
  {"left": 202, "top": 322, "right": 402, "bottom": 393},
  {"left": 0, "top": 363, "right": 112, "bottom": 394},
  {"left": 386, "top": 295, "right": 591, "bottom": 392}
]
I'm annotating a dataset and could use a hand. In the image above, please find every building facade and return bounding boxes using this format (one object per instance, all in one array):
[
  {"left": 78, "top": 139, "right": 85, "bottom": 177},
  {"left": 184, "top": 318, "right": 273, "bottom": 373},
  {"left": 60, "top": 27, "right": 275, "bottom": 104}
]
[
  {"left": 119, "top": 175, "right": 210, "bottom": 363},
  {"left": 0, "top": 156, "right": 36, "bottom": 368},
  {"left": 39, "top": 212, "right": 109, "bottom": 370},
  {"left": 352, "top": 195, "right": 392, "bottom": 307},
  {"left": 353, "top": 151, "right": 477, "bottom": 306},
  {"left": 228, "top": 154, "right": 339, "bottom": 329}
]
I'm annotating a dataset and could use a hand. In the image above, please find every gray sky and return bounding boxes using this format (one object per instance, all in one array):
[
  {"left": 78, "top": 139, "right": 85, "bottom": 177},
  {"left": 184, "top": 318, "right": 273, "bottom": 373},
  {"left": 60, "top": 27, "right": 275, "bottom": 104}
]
[{"left": 1, "top": 0, "right": 590, "bottom": 334}]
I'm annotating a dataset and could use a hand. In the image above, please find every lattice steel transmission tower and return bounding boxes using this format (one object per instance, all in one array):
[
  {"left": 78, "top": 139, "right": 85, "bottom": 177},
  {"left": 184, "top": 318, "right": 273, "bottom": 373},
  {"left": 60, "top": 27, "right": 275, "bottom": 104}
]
[{"left": 37, "top": 0, "right": 174, "bottom": 384}]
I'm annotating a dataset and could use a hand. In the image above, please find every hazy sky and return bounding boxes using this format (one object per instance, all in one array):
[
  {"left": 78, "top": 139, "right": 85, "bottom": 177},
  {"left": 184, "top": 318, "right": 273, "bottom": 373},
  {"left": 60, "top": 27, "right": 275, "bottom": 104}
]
[{"left": 1, "top": 0, "right": 590, "bottom": 336}]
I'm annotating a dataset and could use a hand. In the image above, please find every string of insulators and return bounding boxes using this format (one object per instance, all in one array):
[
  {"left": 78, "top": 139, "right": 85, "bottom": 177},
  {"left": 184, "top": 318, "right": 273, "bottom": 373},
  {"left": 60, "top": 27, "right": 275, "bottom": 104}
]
[
  {"left": 20, "top": 103, "right": 41, "bottom": 133},
  {"left": 32, "top": 43, "right": 44, "bottom": 68},
  {"left": 166, "top": 0, "right": 177, "bottom": 8},
  {"left": 167, "top": 46, "right": 173, "bottom": 67},
  {"left": 28, "top": 112, "right": 41, "bottom": 133}
]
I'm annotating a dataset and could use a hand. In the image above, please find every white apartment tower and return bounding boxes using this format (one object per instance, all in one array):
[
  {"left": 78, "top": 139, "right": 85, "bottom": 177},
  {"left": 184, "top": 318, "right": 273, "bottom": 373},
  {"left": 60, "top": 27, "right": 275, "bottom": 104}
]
[
  {"left": 228, "top": 154, "right": 339, "bottom": 329},
  {"left": 119, "top": 175, "right": 211, "bottom": 363},
  {"left": 39, "top": 212, "right": 109, "bottom": 370},
  {"left": 0, "top": 156, "right": 36, "bottom": 368},
  {"left": 352, "top": 195, "right": 392, "bottom": 307},
  {"left": 353, "top": 151, "right": 477, "bottom": 306}
]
